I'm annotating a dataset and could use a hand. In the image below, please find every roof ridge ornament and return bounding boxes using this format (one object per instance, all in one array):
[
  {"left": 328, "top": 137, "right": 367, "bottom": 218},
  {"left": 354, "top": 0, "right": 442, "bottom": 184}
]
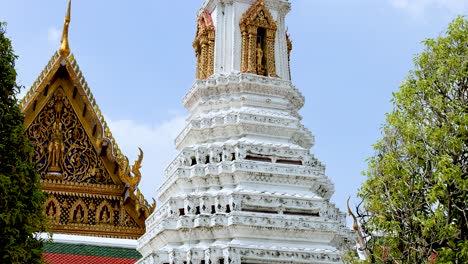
[{"left": 59, "top": 0, "right": 71, "bottom": 58}]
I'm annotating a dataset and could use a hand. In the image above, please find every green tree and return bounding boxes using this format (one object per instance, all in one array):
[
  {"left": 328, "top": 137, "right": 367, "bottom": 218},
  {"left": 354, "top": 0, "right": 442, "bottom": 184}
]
[
  {"left": 351, "top": 16, "right": 468, "bottom": 263},
  {"left": 0, "top": 22, "right": 46, "bottom": 263}
]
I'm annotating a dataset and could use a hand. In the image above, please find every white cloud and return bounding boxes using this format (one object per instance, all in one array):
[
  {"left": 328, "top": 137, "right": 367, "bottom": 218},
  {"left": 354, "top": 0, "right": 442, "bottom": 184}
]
[
  {"left": 48, "top": 26, "right": 61, "bottom": 44},
  {"left": 106, "top": 115, "right": 186, "bottom": 202},
  {"left": 389, "top": 0, "right": 468, "bottom": 16}
]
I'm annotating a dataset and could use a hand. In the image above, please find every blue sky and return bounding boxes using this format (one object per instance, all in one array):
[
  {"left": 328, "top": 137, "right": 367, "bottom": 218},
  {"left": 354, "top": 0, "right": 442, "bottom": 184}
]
[{"left": 1, "top": 0, "right": 466, "bottom": 219}]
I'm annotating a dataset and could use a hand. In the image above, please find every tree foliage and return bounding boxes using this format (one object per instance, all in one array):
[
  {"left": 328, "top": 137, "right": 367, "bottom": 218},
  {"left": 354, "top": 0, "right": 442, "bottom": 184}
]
[
  {"left": 353, "top": 16, "right": 468, "bottom": 263},
  {"left": 0, "top": 22, "right": 46, "bottom": 263}
]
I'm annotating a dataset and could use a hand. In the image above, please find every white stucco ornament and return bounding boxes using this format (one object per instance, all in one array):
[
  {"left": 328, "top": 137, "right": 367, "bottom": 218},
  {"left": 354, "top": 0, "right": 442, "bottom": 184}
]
[{"left": 137, "top": 0, "right": 353, "bottom": 263}]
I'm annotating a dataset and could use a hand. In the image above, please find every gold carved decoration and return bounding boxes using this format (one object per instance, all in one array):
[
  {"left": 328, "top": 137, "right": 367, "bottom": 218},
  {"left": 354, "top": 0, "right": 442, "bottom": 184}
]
[
  {"left": 21, "top": 0, "right": 156, "bottom": 238},
  {"left": 286, "top": 33, "right": 292, "bottom": 79},
  {"left": 59, "top": 0, "right": 71, "bottom": 58},
  {"left": 44, "top": 193, "right": 142, "bottom": 238},
  {"left": 26, "top": 88, "right": 112, "bottom": 184},
  {"left": 240, "top": 0, "right": 278, "bottom": 77},
  {"left": 119, "top": 148, "right": 157, "bottom": 218},
  {"left": 193, "top": 9, "right": 215, "bottom": 79},
  {"left": 119, "top": 148, "right": 143, "bottom": 193}
]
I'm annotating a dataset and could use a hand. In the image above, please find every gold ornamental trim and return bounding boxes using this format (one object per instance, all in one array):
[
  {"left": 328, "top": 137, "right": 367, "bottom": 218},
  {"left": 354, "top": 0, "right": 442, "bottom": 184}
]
[
  {"left": 48, "top": 223, "right": 145, "bottom": 239},
  {"left": 20, "top": 52, "right": 61, "bottom": 111},
  {"left": 194, "top": 9, "right": 215, "bottom": 79},
  {"left": 286, "top": 32, "right": 292, "bottom": 79},
  {"left": 42, "top": 181, "right": 124, "bottom": 198}
]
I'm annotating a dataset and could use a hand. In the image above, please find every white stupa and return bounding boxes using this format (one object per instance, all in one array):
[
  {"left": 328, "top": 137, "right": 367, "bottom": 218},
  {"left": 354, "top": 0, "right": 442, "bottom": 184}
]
[{"left": 137, "top": 0, "right": 353, "bottom": 263}]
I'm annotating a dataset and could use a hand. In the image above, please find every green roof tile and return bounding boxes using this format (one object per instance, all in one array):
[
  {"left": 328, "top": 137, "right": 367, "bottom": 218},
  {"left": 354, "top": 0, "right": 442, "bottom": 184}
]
[{"left": 44, "top": 242, "right": 142, "bottom": 259}]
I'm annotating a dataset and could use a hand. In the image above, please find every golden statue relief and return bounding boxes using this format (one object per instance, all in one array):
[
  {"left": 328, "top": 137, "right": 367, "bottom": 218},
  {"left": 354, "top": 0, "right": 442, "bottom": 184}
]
[
  {"left": 47, "top": 121, "right": 65, "bottom": 174},
  {"left": 27, "top": 89, "right": 112, "bottom": 184},
  {"left": 48, "top": 90, "right": 65, "bottom": 174},
  {"left": 47, "top": 202, "right": 56, "bottom": 219},
  {"left": 256, "top": 10, "right": 267, "bottom": 25},
  {"left": 100, "top": 206, "right": 111, "bottom": 224},
  {"left": 74, "top": 205, "right": 84, "bottom": 223},
  {"left": 256, "top": 42, "right": 264, "bottom": 74}
]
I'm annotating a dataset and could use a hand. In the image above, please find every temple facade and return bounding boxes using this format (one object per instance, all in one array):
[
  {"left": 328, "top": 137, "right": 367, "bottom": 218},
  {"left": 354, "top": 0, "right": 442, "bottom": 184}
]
[
  {"left": 137, "top": 0, "right": 352, "bottom": 263},
  {"left": 21, "top": 2, "right": 155, "bottom": 261}
]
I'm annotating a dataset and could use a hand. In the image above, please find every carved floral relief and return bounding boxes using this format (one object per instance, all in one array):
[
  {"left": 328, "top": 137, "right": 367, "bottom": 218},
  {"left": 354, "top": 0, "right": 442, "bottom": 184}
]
[{"left": 26, "top": 88, "right": 111, "bottom": 184}]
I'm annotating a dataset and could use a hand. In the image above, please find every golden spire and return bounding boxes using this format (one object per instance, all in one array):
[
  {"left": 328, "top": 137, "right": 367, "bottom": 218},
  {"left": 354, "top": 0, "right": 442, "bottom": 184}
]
[{"left": 59, "top": 0, "right": 71, "bottom": 57}]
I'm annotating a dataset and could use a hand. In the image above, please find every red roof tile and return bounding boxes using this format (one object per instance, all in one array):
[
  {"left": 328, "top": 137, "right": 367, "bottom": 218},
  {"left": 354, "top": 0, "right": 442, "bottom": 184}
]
[{"left": 44, "top": 253, "right": 137, "bottom": 264}]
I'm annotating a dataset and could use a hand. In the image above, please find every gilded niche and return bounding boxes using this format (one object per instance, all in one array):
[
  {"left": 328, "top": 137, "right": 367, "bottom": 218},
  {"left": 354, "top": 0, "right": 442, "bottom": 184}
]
[
  {"left": 45, "top": 196, "right": 61, "bottom": 223},
  {"left": 193, "top": 9, "right": 215, "bottom": 79},
  {"left": 69, "top": 199, "right": 88, "bottom": 223},
  {"left": 26, "top": 88, "right": 112, "bottom": 184},
  {"left": 96, "top": 201, "right": 113, "bottom": 224},
  {"left": 240, "top": 0, "right": 278, "bottom": 77}
]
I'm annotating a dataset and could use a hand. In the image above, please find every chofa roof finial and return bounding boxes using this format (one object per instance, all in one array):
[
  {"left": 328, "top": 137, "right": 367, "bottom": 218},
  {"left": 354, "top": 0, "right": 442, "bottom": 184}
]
[{"left": 59, "top": 0, "right": 71, "bottom": 57}]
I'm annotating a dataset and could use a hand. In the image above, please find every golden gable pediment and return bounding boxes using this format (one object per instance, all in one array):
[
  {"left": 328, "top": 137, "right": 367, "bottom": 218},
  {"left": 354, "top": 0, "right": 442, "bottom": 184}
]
[
  {"left": 21, "top": 54, "right": 155, "bottom": 239},
  {"left": 26, "top": 84, "right": 113, "bottom": 185},
  {"left": 21, "top": 0, "right": 155, "bottom": 240}
]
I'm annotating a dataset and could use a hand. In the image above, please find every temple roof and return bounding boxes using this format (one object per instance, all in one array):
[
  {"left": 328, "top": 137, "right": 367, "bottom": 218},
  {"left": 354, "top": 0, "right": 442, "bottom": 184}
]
[
  {"left": 21, "top": 52, "right": 132, "bottom": 179},
  {"left": 20, "top": 0, "right": 155, "bottom": 239},
  {"left": 44, "top": 242, "right": 140, "bottom": 264}
]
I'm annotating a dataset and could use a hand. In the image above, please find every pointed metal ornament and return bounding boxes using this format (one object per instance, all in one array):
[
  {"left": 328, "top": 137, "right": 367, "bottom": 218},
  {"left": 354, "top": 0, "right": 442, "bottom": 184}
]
[{"left": 59, "top": 0, "right": 71, "bottom": 57}]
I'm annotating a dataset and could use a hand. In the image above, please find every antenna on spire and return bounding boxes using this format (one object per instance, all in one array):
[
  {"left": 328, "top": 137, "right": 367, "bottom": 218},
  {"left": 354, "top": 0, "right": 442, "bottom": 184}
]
[{"left": 59, "top": 0, "right": 71, "bottom": 57}]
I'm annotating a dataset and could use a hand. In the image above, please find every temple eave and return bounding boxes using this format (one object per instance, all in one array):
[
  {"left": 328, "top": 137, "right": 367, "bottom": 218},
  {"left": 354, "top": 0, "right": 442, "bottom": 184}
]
[
  {"left": 41, "top": 180, "right": 125, "bottom": 197},
  {"left": 47, "top": 223, "right": 145, "bottom": 240}
]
